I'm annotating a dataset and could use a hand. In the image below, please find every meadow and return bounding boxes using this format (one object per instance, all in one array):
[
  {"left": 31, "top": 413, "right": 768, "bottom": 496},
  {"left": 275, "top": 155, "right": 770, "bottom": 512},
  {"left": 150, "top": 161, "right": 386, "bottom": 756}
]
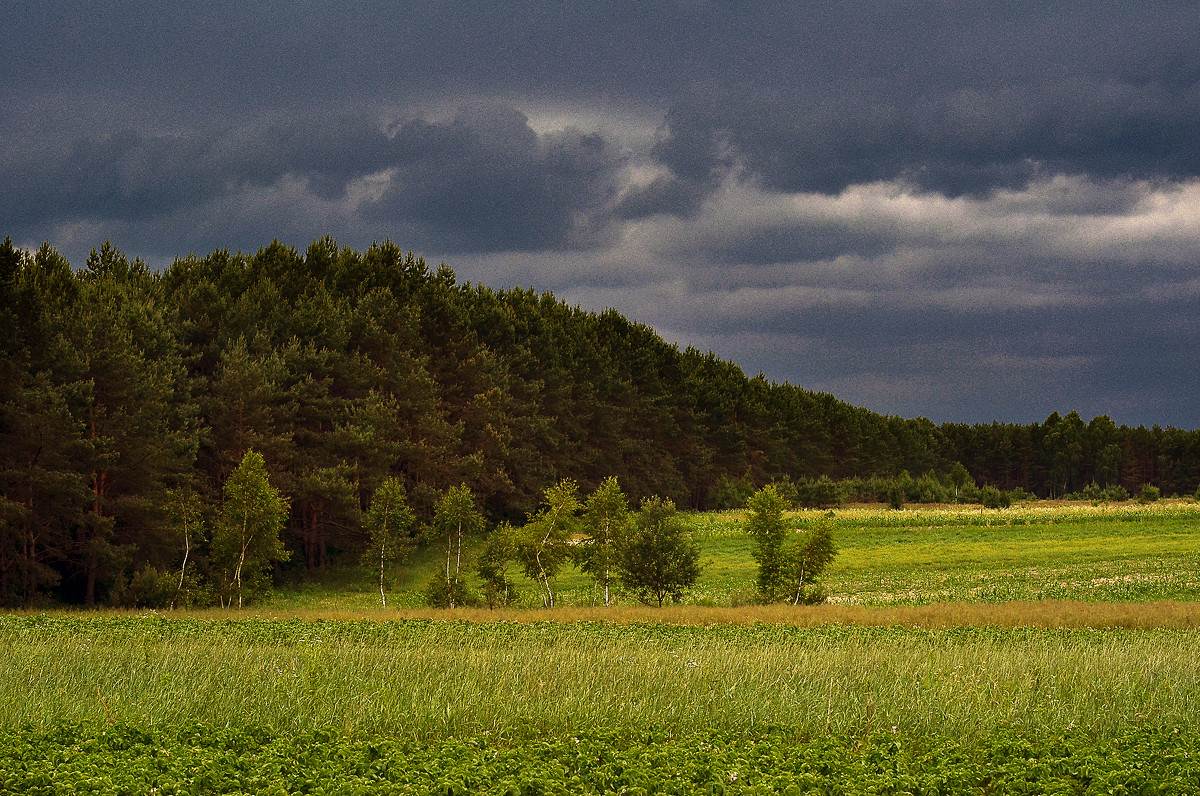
[{"left": 4, "top": 501, "right": 1199, "bottom": 794}]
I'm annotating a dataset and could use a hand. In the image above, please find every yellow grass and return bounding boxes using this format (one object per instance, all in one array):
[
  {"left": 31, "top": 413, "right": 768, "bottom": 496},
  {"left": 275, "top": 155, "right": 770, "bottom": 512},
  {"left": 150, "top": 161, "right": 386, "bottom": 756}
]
[{"left": 96, "top": 597, "right": 1200, "bottom": 630}]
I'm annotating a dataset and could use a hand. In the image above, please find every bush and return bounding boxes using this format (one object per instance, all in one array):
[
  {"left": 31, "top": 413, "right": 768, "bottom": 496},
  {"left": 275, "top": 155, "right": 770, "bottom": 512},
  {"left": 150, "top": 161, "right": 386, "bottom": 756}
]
[
  {"left": 708, "top": 474, "right": 755, "bottom": 510},
  {"left": 886, "top": 482, "right": 905, "bottom": 510},
  {"left": 915, "top": 472, "right": 948, "bottom": 503},
  {"left": 1101, "top": 484, "right": 1129, "bottom": 502},
  {"left": 768, "top": 475, "right": 800, "bottom": 507},
  {"left": 791, "top": 584, "right": 828, "bottom": 605},
  {"left": 113, "top": 566, "right": 180, "bottom": 609},
  {"left": 424, "top": 574, "right": 474, "bottom": 608},
  {"left": 980, "top": 485, "right": 1011, "bottom": 510},
  {"left": 1138, "top": 485, "right": 1161, "bottom": 504},
  {"left": 796, "top": 476, "right": 841, "bottom": 509}
]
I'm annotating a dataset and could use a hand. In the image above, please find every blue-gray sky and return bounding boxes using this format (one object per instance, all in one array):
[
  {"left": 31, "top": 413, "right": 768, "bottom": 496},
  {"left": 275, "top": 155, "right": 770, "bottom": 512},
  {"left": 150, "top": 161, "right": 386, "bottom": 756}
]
[{"left": 5, "top": 1, "right": 1200, "bottom": 427}]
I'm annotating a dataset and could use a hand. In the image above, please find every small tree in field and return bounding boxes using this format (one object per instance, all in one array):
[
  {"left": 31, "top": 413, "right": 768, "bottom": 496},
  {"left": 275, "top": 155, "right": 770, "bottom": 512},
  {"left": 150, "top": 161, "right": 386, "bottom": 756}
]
[
  {"left": 518, "top": 479, "right": 580, "bottom": 608},
  {"left": 746, "top": 485, "right": 789, "bottom": 601},
  {"left": 427, "top": 484, "right": 485, "bottom": 608},
  {"left": 212, "top": 450, "right": 289, "bottom": 608},
  {"left": 949, "top": 462, "right": 972, "bottom": 502},
  {"left": 576, "top": 476, "right": 631, "bottom": 606},
  {"left": 477, "top": 521, "right": 521, "bottom": 608},
  {"left": 165, "top": 487, "right": 205, "bottom": 607},
  {"left": 746, "top": 484, "right": 838, "bottom": 604},
  {"left": 781, "top": 518, "right": 837, "bottom": 604},
  {"left": 362, "top": 477, "right": 417, "bottom": 607},
  {"left": 616, "top": 496, "right": 701, "bottom": 606}
]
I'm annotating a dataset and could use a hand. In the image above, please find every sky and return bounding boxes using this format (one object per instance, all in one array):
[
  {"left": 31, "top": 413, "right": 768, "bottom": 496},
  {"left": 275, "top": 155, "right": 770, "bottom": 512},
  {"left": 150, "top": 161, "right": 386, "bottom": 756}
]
[{"left": 4, "top": 1, "right": 1200, "bottom": 428}]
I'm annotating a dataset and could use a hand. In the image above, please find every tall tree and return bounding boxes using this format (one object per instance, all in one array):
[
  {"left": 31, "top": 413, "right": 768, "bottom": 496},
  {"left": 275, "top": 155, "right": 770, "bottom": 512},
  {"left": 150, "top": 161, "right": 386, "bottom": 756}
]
[
  {"left": 518, "top": 479, "right": 580, "bottom": 608},
  {"left": 476, "top": 521, "right": 521, "bottom": 608},
  {"left": 745, "top": 485, "right": 790, "bottom": 602},
  {"left": 427, "top": 484, "right": 485, "bottom": 608}
]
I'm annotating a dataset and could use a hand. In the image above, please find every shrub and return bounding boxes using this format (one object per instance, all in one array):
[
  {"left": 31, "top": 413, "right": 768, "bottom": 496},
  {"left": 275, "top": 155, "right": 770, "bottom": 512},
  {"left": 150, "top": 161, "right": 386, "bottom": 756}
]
[
  {"left": 424, "top": 573, "right": 475, "bottom": 608},
  {"left": 1138, "top": 485, "right": 1161, "bottom": 504},
  {"left": 796, "top": 476, "right": 841, "bottom": 509},
  {"left": 708, "top": 474, "right": 755, "bottom": 510},
  {"left": 1101, "top": 484, "right": 1129, "bottom": 502},
  {"left": 980, "top": 485, "right": 1011, "bottom": 510}
]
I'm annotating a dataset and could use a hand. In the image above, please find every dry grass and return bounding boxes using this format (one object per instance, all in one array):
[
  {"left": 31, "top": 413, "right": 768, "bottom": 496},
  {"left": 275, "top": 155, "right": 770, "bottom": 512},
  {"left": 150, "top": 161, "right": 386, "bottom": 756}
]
[{"left": 137, "top": 598, "right": 1200, "bottom": 630}]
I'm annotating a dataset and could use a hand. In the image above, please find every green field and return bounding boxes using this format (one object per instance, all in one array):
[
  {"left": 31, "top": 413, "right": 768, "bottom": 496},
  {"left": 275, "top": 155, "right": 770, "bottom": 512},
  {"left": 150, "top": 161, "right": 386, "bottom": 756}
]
[
  {"left": 4, "top": 502, "right": 1200, "bottom": 794},
  {"left": 269, "top": 500, "right": 1200, "bottom": 611}
]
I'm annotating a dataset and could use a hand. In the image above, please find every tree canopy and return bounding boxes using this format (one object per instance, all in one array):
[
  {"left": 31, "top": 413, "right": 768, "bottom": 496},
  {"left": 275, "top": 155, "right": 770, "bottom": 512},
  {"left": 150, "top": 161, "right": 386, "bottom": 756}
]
[{"left": 3, "top": 235, "right": 1200, "bottom": 606}]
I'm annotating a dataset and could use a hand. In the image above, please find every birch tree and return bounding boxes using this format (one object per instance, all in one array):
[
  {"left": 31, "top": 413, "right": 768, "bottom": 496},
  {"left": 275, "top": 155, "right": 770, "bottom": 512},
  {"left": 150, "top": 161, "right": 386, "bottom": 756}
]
[
  {"left": 165, "top": 487, "right": 205, "bottom": 606},
  {"left": 363, "top": 477, "right": 416, "bottom": 607},
  {"left": 576, "top": 477, "right": 630, "bottom": 606},
  {"left": 427, "top": 483, "right": 485, "bottom": 608},
  {"left": 212, "top": 450, "right": 288, "bottom": 608},
  {"left": 518, "top": 479, "right": 579, "bottom": 608}
]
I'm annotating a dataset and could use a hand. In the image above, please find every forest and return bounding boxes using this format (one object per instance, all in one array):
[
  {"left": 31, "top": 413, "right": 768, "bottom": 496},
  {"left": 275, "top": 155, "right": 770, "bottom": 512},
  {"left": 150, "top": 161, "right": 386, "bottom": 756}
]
[{"left": 3, "top": 235, "right": 1200, "bottom": 606}]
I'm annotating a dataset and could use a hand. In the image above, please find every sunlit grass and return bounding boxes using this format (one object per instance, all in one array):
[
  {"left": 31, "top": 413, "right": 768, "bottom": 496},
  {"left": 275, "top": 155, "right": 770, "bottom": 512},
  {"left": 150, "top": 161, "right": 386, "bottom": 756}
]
[
  {"left": 268, "top": 501, "right": 1200, "bottom": 610},
  {"left": 2, "top": 617, "right": 1197, "bottom": 743}
]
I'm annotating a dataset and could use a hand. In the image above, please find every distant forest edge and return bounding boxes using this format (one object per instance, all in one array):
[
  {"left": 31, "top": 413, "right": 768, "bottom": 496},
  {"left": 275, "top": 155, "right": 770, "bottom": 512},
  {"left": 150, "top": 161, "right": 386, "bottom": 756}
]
[{"left": 2, "top": 235, "right": 1199, "bottom": 605}]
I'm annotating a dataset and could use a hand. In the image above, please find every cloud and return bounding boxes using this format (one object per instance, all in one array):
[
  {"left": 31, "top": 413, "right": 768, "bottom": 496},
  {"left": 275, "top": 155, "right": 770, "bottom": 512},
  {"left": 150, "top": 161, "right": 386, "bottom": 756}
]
[
  {"left": 7, "top": 1, "right": 1200, "bottom": 426},
  {"left": 367, "top": 104, "right": 627, "bottom": 252},
  {"left": 652, "top": 77, "right": 1200, "bottom": 199}
]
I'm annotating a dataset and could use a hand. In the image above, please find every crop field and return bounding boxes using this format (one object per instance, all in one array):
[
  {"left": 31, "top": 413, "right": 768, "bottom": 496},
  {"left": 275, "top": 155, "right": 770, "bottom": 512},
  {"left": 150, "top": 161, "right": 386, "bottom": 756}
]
[{"left": 4, "top": 502, "right": 1200, "bottom": 793}]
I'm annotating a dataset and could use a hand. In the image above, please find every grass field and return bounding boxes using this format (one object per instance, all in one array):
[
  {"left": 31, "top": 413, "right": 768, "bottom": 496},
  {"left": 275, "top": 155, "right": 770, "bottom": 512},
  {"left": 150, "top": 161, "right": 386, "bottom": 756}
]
[
  {"left": 4, "top": 501, "right": 1199, "bottom": 794},
  {"left": 267, "top": 499, "right": 1200, "bottom": 612}
]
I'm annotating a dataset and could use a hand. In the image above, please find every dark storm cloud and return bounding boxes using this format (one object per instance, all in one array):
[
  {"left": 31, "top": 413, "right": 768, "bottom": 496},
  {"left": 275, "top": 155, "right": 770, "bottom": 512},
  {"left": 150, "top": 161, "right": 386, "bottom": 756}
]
[
  {"left": 371, "top": 105, "right": 624, "bottom": 252},
  {"left": 6, "top": 1, "right": 1200, "bottom": 426},
  {"left": 0, "top": 113, "right": 392, "bottom": 226},
  {"left": 652, "top": 78, "right": 1200, "bottom": 201}
]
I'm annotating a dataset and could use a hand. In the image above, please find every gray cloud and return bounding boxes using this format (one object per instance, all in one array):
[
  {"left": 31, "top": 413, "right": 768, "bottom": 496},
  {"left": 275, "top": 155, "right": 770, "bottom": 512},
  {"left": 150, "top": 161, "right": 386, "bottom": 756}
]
[
  {"left": 6, "top": 1, "right": 1200, "bottom": 426},
  {"left": 370, "top": 104, "right": 625, "bottom": 252}
]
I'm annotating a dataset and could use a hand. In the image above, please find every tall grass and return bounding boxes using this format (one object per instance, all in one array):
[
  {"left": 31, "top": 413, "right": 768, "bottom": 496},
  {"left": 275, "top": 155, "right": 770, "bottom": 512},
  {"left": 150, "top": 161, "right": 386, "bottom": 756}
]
[{"left": 2, "top": 618, "right": 1197, "bottom": 743}]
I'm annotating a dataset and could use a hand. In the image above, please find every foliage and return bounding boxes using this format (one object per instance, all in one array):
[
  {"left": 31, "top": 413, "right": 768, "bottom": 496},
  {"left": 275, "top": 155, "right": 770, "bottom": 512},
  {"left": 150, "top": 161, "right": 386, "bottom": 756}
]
[
  {"left": 362, "top": 477, "right": 417, "bottom": 607},
  {"left": 616, "top": 496, "right": 701, "bottom": 606},
  {"left": 886, "top": 481, "right": 905, "bottom": 510},
  {"left": 980, "top": 484, "right": 1011, "bottom": 509},
  {"left": 423, "top": 571, "right": 474, "bottom": 608},
  {"left": 707, "top": 473, "right": 754, "bottom": 510},
  {"left": 6, "top": 723, "right": 1200, "bottom": 796},
  {"left": 210, "top": 450, "right": 289, "bottom": 607},
  {"left": 575, "top": 476, "right": 631, "bottom": 606},
  {"left": 780, "top": 517, "right": 836, "bottom": 604},
  {"left": 1139, "top": 484, "right": 1161, "bottom": 503},
  {"left": 517, "top": 479, "right": 580, "bottom": 607},
  {"left": 6, "top": 236, "right": 1200, "bottom": 608},
  {"left": 427, "top": 484, "right": 485, "bottom": 608},
  {"left": 476, "top": 521, "right": 521, "bottom": 608},
  {"left": 795, "top": 475, "right": 840, "bottom": 509},
  {"left": 744, "top": 485, "right": 790, "bottom": 601}
]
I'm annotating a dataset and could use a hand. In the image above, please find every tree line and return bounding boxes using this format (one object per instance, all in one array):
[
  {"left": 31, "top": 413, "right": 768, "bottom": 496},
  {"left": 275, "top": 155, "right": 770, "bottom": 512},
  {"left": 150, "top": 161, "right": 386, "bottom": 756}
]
[{"left": 2, "top": 236, "right": 1198, "bottom": 606}]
